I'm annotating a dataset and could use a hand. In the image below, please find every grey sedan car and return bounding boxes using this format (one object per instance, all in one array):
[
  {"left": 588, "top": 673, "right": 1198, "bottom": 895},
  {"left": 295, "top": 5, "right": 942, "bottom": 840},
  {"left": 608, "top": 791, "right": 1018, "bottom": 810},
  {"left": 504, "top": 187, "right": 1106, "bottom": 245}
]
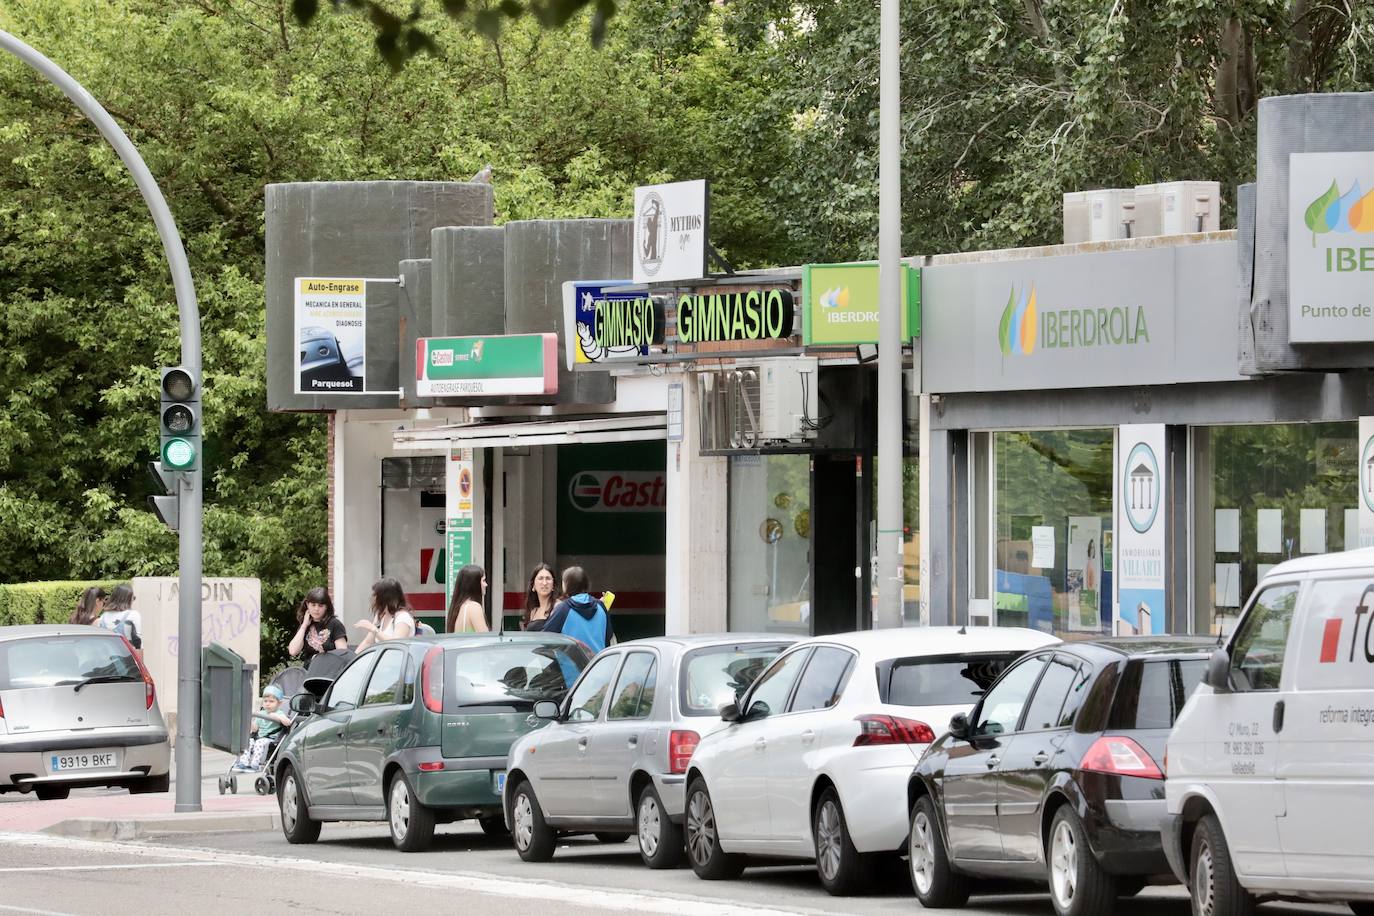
[
  {"left": 0, "top": 625, "right": 170, "bottom": 798},
  {"left": 503, "top": 634, "right": 795, "bottom": 868}
]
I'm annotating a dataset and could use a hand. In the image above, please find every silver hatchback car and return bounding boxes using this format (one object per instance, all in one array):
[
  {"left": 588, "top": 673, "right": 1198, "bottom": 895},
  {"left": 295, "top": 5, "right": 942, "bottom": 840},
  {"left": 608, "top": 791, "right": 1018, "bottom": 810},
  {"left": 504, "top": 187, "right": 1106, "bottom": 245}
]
[
  {"left": 0, "top": 625, "right": 170, "bottom": 799},
  {"left": 504, "top": 634, "right": 795, "bottom": 868}
]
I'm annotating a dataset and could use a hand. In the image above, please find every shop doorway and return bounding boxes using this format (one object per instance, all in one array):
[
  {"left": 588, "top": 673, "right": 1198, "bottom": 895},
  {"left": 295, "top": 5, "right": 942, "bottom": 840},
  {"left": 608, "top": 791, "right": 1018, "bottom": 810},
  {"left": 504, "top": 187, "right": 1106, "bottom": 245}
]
[{"left": 812, "top": 453, "right": 869, "bottom": 635}]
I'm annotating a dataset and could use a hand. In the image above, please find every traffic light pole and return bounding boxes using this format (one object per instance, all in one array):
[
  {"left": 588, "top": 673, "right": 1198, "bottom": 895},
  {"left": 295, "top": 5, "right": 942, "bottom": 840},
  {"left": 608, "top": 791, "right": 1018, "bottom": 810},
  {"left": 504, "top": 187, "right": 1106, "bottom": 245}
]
[{"left": 0, "top": 29, "right": 204, "bottom": 811}]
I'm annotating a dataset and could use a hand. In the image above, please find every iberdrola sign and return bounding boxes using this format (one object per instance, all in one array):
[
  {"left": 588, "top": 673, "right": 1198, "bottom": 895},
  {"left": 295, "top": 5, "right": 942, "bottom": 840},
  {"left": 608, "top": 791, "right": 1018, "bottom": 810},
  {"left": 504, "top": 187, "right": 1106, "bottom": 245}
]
[
  {"left": 1289, "top": 151, "right": 1374, "bottom": 343},
  {"left": 997, "top": 284, "right": 1150, "bottom": 355}
]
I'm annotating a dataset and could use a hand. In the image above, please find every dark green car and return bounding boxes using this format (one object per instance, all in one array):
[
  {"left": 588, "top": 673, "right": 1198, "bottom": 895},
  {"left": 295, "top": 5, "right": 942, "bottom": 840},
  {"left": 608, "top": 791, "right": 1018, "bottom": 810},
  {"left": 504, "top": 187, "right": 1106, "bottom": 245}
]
[{"left": 275, "top": 632, "right": 591, "bottom": 851}]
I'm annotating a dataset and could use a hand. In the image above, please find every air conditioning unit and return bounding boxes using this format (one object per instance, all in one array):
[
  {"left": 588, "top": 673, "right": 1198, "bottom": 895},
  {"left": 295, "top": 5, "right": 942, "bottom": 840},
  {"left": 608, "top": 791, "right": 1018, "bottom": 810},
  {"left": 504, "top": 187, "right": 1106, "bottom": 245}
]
[
  {"left": 1086, "top": 188, "right": 1135, "bottom": 241},
  {"left": 695, "top": 357, "right": 819, "bottom": 451},
  {"left": 1063, "top": 191, "right": 1090, "bottom": 244},
  {"left": 1133, "top": 181, "right": 1221, "bottom": 237}
]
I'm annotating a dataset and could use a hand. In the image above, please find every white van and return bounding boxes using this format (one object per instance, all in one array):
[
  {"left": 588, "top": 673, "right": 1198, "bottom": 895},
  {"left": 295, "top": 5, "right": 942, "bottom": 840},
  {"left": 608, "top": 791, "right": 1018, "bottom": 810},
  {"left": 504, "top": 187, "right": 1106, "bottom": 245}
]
[{"left": 1163, "top": 548, "right": 1374, "bottom": 916}]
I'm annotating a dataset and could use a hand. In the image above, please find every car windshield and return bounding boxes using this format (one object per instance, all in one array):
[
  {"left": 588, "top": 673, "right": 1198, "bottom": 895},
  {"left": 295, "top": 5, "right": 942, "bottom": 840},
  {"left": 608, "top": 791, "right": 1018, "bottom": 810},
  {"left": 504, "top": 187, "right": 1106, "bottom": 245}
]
[
  {"left": 0, "top": 635, "right": 140, "bottom": 690},
  {"left": 880, "top": 653, "right": 1021, "bottom": 706},
  {"left": 1109, "top": 658, "right": 1208, "bottom": 729},
  {"left": 680, "top": 642, "right": 791, "bottom": 716},
  {"left": 444, "top": 640, "right": 591, "bottom": 713}
]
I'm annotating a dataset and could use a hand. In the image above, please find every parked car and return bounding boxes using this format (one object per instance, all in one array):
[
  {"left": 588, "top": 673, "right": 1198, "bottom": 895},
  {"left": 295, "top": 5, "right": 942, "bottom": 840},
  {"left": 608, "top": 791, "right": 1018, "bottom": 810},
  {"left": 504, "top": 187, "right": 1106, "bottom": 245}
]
[
  {"left": 504, "top": 634, "right": 796, "bottom": 868},
  {"left": 907, "top": 636, "right": 1212, "bottom": 916},
  {"left": 275, "top": 632, "right": 591, "bottom": 851},
  {"left": 0, "top": 625, "right": 169, "bottom": 798},
  {"left": 683, "top": 626, "right": 1059, "bottom": 895},
  {"left": 1164, "top": 549, "right": 1374, "bottom": 916}
]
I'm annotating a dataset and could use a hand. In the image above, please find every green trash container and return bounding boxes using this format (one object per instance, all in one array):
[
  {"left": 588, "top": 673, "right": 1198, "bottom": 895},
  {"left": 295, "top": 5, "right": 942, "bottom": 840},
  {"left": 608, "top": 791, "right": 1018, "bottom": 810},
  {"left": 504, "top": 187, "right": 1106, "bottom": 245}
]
[{"left": 201, "top": 642, "right": 257, "bottom": 756}]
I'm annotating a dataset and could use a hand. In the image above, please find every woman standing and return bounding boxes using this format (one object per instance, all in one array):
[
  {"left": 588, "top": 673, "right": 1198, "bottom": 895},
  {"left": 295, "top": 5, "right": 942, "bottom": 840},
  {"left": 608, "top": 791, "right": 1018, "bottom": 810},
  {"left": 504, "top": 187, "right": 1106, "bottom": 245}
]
[
  {"left": 69, "top": 586, "right": 108, "bottom": 625},
  {"left": 521, "top": 564, "right": 556, "bottom": 631},
  {"left": 446, "top": 565, "right": 490, "bottom": 634},
  {"left": 288, "top": 587, "right": 348, "bottom": 662},
  {"left": 98, "top": 583, "right": 143, "bottom": 653},
  {"left": 355, "top": 577, "right": 415, "bottom": 651}
]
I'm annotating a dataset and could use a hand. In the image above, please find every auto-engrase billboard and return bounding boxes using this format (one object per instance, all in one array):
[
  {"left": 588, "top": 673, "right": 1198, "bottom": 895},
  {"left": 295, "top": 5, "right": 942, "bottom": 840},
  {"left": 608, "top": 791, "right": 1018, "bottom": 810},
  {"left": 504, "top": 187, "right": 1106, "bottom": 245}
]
[{"left": 294, "top": 277, "right": 366, "bottom": 394}]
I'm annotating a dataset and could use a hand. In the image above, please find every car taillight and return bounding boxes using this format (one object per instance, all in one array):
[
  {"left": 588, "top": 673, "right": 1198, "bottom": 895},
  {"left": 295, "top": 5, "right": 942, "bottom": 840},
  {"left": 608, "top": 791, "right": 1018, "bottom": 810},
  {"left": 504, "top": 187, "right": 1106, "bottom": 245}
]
[
  {"left": 417, "top": 761, "right": 445, "bottom": 772},
  {"left": 121, "top": 635, "right": 155, "bottom": 709},
  {"left": 669, "top": 730, "right": 700, "bottom": 774},
  {"left": 853, "top": 714, "right": 937, "bottom": 746},
  {"left": 421, "top": 645, "right": 444, "bottom": 714},
  {"left": 1080, "top": 736, "right": 1163, "bottom": 780}
]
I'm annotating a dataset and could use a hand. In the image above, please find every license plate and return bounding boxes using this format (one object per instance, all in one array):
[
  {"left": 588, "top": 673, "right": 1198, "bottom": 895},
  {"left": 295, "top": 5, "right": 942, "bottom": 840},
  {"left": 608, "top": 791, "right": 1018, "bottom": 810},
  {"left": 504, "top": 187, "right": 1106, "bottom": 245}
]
[
  {"left": 493, "top": 771, "right": 506, "bottom": 794},
  {"left": 48, "top": 749, "right": 119, "bottom": 773}
]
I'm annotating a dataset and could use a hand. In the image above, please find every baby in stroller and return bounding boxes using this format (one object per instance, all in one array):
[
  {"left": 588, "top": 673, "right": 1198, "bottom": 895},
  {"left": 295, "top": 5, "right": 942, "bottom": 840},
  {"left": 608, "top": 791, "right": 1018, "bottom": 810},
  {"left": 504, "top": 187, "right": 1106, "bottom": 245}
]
[{"left": 232, "top": 684, "right": 291, "bottom": 772}]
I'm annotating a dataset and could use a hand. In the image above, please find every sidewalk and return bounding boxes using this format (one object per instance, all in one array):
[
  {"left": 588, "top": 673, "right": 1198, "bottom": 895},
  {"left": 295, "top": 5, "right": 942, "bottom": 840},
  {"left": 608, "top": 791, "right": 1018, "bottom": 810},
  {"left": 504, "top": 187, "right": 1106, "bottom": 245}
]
[{"left": 0, "top": 746, "right": 278, "bottom": 838}]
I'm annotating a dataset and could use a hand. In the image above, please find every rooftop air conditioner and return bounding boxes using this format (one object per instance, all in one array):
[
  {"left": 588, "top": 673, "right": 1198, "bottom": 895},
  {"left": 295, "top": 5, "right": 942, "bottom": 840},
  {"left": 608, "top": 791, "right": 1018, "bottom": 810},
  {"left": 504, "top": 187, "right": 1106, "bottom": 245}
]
[
  {"left": 1133, "top": 181, "right": 1222, "bottom": 237},
  {"left": 695, "top": 357, "right": 819, "bottom": 451},
  {"left": 1063, "top": 191, "right": 1090, "bottom": 244},
  {"left": 1087, "top": 188, "right": 1136, "bottom": 241}
]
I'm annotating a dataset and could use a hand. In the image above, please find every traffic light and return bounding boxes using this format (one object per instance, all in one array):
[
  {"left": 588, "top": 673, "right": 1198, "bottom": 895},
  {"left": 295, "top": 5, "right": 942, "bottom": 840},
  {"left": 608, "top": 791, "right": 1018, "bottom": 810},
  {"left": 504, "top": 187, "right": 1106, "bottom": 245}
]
[
  {"left": 147, "top": 461, "right": 179, "bottom": 532},
  {"left": 159, "top": 366, "right": 199, "bottom": 472}
]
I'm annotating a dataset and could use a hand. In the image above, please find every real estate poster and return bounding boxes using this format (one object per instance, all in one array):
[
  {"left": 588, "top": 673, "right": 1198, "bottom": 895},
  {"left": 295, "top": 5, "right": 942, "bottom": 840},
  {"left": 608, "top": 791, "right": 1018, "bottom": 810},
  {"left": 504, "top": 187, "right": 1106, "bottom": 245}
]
[
  {"left": 1116, "top": 424, "right": 1167, "bottom": 635},
  {"left": 1067, "top": 516, "right": 1102, "bottom": 632}
]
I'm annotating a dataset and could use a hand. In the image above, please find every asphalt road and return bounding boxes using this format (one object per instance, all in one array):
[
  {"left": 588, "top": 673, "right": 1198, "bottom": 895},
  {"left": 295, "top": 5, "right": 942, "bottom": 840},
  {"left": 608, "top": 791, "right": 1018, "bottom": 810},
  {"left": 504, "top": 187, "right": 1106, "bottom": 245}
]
[{"left": 1, "top": 819, "right": 1347, "bottom": 916}]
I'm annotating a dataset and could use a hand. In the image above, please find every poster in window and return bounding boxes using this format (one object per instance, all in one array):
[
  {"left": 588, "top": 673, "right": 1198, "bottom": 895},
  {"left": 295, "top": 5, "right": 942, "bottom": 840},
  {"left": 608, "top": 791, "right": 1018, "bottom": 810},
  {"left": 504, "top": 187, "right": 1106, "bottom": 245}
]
[{"left": 1067, "top": 516, "right": 1102, "bottom": 632}]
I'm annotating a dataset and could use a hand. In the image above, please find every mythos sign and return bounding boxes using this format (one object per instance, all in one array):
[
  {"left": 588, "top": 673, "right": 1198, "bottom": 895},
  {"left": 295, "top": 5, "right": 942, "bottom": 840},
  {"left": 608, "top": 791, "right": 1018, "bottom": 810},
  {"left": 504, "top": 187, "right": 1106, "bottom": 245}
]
[
  {"left": 676, "top": 288, "right": 795, "bottom": 344},
  {"left": 562, "top": 280, "right": 667, "bottom": 370},
  {"left": 633, "top": 180, "right": 708, "bottom": 284},
  {"left": 1289, "top": 152, "right": 1374, "bottom": 342}
]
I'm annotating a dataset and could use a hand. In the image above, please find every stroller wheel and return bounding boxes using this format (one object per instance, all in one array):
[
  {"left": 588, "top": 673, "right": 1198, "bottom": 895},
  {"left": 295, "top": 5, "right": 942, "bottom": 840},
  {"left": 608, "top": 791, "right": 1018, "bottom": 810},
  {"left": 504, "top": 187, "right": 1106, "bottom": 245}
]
[
  {"left": 229, "top": 777, "right": 238, "bottom": 795},
  {"left": 255, "top": 776, "right": 270, "bottom": 796},
  {"left": 218, "top": 776, "right": 228, "bottom": 795}
]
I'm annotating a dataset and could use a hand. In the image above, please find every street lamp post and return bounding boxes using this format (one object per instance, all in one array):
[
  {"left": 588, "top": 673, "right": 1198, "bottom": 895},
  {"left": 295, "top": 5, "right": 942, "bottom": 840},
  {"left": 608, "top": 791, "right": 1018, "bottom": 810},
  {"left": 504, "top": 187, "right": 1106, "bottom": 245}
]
[
  {"left": 0, "top": 29, "right": 205, "bottom": 811},
  {"left": 875, "top": 0, "right": 903, "bottom": 629}
]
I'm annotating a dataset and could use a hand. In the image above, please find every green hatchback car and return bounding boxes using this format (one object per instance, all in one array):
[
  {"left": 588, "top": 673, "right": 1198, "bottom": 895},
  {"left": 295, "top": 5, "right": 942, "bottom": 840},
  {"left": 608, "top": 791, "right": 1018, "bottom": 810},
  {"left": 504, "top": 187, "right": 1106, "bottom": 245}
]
[{"left": 275, "top": 632, "right": 591, "bottom": 851}]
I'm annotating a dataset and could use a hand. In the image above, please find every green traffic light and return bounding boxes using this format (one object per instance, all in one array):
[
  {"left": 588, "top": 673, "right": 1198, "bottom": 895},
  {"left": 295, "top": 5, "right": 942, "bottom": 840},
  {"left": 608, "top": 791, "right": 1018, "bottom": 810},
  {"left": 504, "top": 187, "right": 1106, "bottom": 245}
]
[{"left": 163, "top": 437, "right": 196, "bottom": 470}]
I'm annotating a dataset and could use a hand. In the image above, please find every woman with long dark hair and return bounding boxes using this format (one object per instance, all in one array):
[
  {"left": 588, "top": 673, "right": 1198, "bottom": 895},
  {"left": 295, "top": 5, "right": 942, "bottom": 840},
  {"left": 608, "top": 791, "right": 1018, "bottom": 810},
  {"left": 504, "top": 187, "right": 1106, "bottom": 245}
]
[
  {"left": 289, "top": 586, "right": 348, "bottom": 661},
  {"left": 356, "top": 577, "right": 414, "bottom": 650},
  {"left": 446, "top": 564, "right": 489, "bottom": 633},
  {"left": 522, "top": 564, "right": 556, "bottom": 631},
  {"left": 98, "top": 583, "right": 143, "bottom": 652},
  {"left": 69, "top": 586, "right": 107, "bottom": 626}
]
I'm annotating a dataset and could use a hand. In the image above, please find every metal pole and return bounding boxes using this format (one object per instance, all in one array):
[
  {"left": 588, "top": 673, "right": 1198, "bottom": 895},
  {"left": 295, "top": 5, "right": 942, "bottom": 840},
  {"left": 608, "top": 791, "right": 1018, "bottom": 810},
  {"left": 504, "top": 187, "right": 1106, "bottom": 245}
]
[
  {"left": 875, "top": 0, "right": 903, "bottom": 629},
  {"left": 0, "top": 29, "right": 203, "bottom": 811}
]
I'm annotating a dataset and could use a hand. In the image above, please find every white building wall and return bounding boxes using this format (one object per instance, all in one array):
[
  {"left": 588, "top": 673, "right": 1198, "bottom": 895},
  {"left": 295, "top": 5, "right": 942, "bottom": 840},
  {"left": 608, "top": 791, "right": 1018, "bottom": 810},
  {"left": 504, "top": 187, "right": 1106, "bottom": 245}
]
[{"left": 664, "top": 371, "right": 728, "bottom": 634}]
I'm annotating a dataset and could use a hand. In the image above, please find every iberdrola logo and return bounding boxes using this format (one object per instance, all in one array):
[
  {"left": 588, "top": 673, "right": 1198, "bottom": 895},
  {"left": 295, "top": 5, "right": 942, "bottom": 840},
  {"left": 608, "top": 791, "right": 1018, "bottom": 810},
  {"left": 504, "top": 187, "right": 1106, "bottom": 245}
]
[
  {"left": 998, "top": 285, "right": 1038, "bottom": 355},
  {"left": 1304, "top": 180, "right": 1374, "bottom": 246},
  {"left": 819, "top": 287, "right": 850, "bottom": 309}
]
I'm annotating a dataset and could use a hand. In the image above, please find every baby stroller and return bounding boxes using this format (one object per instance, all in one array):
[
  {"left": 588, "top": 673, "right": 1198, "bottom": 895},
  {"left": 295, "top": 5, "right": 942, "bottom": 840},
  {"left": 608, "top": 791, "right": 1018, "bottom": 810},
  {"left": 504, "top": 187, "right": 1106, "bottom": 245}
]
[{"left": 217, "top": 664, "right": 310, "bottom": 796}]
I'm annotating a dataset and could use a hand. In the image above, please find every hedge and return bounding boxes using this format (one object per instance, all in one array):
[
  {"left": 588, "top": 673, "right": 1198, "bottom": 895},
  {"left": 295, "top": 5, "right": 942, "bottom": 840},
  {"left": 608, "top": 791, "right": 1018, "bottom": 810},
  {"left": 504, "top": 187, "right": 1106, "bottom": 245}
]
[{"left": 0, "top": 580, "right": 121, "bottom": 627}]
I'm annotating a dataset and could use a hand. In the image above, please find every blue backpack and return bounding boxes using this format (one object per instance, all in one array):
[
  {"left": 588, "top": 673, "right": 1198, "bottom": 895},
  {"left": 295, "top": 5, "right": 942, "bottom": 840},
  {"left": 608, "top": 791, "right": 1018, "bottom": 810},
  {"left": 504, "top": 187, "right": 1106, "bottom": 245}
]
[{"left": 558, "top": 597, "right": 610, "bottom": 654}]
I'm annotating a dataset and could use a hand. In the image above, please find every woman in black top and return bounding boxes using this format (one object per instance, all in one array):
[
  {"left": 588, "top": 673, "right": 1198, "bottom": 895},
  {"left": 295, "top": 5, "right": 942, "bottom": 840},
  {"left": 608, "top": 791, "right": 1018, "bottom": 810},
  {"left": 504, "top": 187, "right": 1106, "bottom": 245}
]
[{"left": 288, "top": 587, "right": 347, "bottom": 661}]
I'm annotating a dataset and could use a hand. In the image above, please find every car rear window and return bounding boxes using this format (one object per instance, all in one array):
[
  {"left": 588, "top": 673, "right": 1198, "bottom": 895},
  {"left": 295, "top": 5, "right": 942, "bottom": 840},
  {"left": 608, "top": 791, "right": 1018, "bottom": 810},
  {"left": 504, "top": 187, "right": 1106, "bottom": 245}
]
[
  {"left": 443, "top": 640, "right": 591, "bottom": 714},
  {"left": 680, "top": 642, "right": 791, "bottom": 716},
  {"left": 0, "top": 635, "right": 140, "bottom": 690},
  {"left": 879, "top": 653, "right": 1021, "bottom": 706},
  {"left": 1108, "top": 658, "right": 1208, "bottom": 730}
]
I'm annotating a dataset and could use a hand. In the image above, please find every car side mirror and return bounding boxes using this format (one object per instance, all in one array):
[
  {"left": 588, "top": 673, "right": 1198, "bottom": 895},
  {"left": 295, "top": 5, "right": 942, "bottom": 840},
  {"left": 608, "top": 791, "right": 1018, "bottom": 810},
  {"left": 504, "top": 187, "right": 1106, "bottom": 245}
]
[
  {"left": 1204, "top": 648, "right": 1233, "bottom": 693},
  {"left": 719, "top": 702, "right": 740, "bottom": 723},
  {"left": 948, "top": 712, "right": 970, "bottom": 741},
  {"left": 533, "top": 700, "right": 560, "bottom": 720},
  {"left": 290, "top": 693, "right": 317, "bottom": 716}
]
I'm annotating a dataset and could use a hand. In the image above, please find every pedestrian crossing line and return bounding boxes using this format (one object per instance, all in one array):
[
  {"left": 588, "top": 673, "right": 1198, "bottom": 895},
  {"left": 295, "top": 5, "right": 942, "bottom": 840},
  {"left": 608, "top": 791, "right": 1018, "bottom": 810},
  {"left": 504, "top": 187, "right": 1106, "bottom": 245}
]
[{"left": 0, "top": 833, "right": 832, "bottom": 916}]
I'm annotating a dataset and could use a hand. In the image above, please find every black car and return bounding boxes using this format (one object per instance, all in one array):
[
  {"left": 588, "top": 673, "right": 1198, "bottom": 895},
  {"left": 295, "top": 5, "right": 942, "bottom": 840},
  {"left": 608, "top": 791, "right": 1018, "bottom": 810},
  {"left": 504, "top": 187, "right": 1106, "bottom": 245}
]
[{"left": 905, "top": 637, "right": 1212, "bottom": 916}]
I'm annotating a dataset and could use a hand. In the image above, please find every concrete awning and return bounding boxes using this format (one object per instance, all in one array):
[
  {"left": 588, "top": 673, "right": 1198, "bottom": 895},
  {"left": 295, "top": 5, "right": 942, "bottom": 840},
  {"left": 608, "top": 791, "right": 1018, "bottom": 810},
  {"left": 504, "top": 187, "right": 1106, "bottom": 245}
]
[{"left": 392, "top": 413, "right": 667, "bottom": 450}]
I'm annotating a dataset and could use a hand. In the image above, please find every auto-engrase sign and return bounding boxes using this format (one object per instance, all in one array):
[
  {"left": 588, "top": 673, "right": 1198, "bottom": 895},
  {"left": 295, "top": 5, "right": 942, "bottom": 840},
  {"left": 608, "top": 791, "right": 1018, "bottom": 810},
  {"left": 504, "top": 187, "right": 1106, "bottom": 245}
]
[
  {"left": 633, "top": 180, "right": 708, "bottom": 284},
  {"left": 294, "top": 277, "right": 366, "bottom": 393}
]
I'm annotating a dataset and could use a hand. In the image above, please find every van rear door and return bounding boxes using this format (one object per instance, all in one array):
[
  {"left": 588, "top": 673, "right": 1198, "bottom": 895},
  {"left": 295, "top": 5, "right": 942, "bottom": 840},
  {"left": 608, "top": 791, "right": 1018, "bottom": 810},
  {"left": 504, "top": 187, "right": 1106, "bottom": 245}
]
[{"left": 1275, "top": 576, "right": 1374, "bottom": 889}]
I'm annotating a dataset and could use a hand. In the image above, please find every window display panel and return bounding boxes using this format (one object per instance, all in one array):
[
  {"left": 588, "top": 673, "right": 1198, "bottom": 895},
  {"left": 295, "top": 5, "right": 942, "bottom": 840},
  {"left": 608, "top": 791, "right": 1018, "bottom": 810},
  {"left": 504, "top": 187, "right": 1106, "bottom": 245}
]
[
  {"left": 994, "top": 430, "right": 1114, "bottom": 636},
  {"left": 728, "top": 455, "right": 812, "bottom": 634},
  {"left": 1194, "top": 422, "right": 1355, "bottom": 635}
]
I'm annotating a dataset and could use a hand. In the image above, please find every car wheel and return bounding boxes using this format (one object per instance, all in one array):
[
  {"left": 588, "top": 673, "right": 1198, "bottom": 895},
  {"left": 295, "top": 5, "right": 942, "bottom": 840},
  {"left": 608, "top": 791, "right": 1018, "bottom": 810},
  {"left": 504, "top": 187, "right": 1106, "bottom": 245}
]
[
  {"left": 1048, "top": 806, "right": 1116, "bottom": 916},
  {"left": 34, "top": 786, "right": 69, "bottom": 801},
  {"left": 478, "top": 816, "right": 509, "bottom": 837},
  {"left": 388, "top": 772, "right": 436, "bottom": 852},
  {"left": 1190, "top": 814, "right": 1256, "bottom": 916},
  {"left": 278, "top": 766, "right": 321, "bottom": 844},
  {"left": 909, "top": 794, "right": 970, "bottom": 908},
  {"left": 684, "top": 778, "right": 744, "bottom": 880},
  {"left": 130, "top": 773, "right": 169, "bottom": 795},
  {"left": 510, "top": 779, "right": 556, "bottom": 862},
  {"left": 637, "top": 783, "right": 684, "bottom": 869},
  {"left": 813, "top": 787, "right": 875, "bottom": 896}
]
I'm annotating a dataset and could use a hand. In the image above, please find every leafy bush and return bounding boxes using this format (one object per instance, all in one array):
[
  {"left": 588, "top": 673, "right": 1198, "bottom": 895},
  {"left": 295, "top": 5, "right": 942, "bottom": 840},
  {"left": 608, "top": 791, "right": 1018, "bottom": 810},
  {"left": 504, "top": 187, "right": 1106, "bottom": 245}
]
[{"left": 0, "top": 580, "right": 120, "bottom": 627}]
